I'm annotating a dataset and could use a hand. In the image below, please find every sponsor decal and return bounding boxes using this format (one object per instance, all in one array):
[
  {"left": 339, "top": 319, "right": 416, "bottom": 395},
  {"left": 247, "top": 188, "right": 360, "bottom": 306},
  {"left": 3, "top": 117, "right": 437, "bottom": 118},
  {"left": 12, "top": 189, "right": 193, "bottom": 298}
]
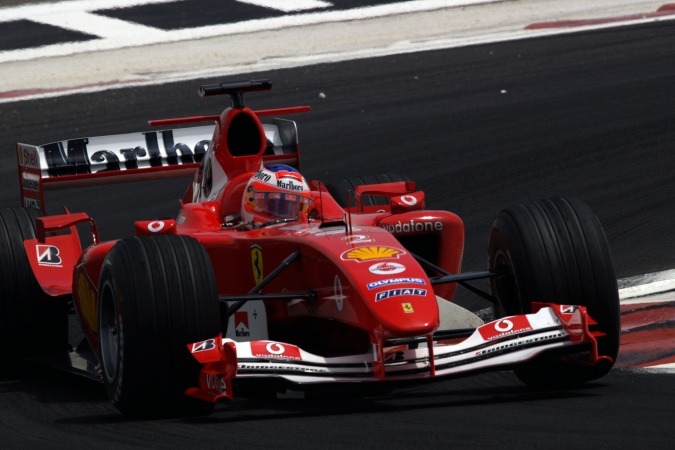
[
  {"left": 400, "top": 195, "right": 418, "bottom": 206},
  {"left": 402, "top": 303, "right": 414, "bottom": 313},
  {"left": 385, "top": 349, "right": 406, "bottom": 362},
  {"left": 474, "top": 331, "right": 564, "bottom": 356},
  {"left": 367, "top": 277, "right": 426, "bottom": 290},
  {"left": 23, "top": 198, "right": 41, "bottom": 209},
  {"left": 369, "top": 262, "right": 406, "bottom": 275},
  {"left": 192, "top": 338, "right": 216, "bottom": 353},
  {"left": 560, "top": 305, "right": 578, "bottom": 314},
  {"left": 253, "top": 169, "right": 271, "bottom": 182},
  {"left": 277, "top": 180, "right": 304, "bottom": 191},
  {"left": 341, "top": 246, "right": 404, "bottom": 262},
  {"left": 381, "top": 220, "right": 443, "bottom": 234},
  {"left": 147, "top": 221, "right": 165, "bottom": 233},
  {"left": 478, "top": 316, "right": 533, "bottom": 341},
  {"left": 18, "top": 145, "right": 39, "bottom": 168},
  {"left": 76, "top": 273, "right": 98, "bottom": 333},
  {"left": 250, "top": 341, "right": 302, "bottom": 360},
  {"left": 234, "top": 312, "right": 250, "bottom": 337},
  {"left": 375, "top": 288, "right": 427, "bottom": 302},
  {"left": 36, "top": 244, "right": 62, "bottom": 267},
  {"left": 238, "top": 363, "right": 327, "bottom": 373},
  {"left": 205, "top": 374, "right": 227, "bottom": 395},
  {"left": 40, "top": 130, "right": 210, "bottom": 178},
  {"left": 21, "top": 175, "right": 40, "bottom": 192},
  {"left": 251, "top": 244, "right": 263, "bottom": 285}
]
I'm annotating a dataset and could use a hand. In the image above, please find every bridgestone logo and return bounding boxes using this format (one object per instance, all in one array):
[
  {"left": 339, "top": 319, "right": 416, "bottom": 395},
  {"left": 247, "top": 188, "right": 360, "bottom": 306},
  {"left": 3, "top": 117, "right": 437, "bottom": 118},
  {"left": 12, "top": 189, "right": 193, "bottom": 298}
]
[{"left": 36, "top": 245, "right": 62, "bottom": 266}]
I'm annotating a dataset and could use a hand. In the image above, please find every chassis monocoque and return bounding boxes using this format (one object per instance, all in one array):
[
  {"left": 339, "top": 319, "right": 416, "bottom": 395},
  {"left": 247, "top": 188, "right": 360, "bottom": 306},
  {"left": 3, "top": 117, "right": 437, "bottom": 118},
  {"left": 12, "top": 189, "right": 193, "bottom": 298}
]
[{"left": 1, "top": 80, "right": 620, "bottom": 417}]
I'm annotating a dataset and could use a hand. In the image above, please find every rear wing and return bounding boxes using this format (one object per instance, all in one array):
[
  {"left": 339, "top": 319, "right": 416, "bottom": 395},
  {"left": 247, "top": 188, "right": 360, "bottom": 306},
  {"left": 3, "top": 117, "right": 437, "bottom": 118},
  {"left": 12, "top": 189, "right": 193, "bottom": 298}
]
[{"left": 17, "top": 119, "right": 300, "bottom": 211}]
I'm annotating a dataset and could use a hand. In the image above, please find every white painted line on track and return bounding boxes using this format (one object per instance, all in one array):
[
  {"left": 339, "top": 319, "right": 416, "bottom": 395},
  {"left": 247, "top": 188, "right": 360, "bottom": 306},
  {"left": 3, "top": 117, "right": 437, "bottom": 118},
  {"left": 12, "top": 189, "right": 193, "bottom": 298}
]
[
  {"left": 0, "top": 0, "right": 501, "bottom": 64},
  {"left": 619, "top": 269, "right": 675, "bottom": 303},
  {"left": 237, "top": 0, "right": 333, "bottom": 12},
  {"left": 2, "top": 0, "right": 675, "bottom": 104},
  {"left": 620, "top": 289, "right": 675, "bottom": 305},
  {"left": 36, "top": 11, "right": 167, "bottom": 40},
  {"left": 649, "top": 362, "right": 675, "bottom": 370},
  {"left": 0, "top": 0, "right": 179, "bottom": 20},
  {"left": 631, "top": 363, "right": 675, "bottom": 373}
]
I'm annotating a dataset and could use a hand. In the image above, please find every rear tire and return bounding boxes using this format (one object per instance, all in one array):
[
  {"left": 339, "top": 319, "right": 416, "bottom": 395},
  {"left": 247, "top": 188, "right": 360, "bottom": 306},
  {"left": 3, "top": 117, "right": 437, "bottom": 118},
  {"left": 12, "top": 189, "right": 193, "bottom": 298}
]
[
  {"left": 326, "top": 173, "right": 410, "bottom": 208},
  {"left": 487, "top": 198, "right": 620, "bottom": 387},
  {"left": 0, "top": 207, "right": 69, "bottom": 364},
  {"left": 98, "top": 235, "right": 221, "bottom": 417}
]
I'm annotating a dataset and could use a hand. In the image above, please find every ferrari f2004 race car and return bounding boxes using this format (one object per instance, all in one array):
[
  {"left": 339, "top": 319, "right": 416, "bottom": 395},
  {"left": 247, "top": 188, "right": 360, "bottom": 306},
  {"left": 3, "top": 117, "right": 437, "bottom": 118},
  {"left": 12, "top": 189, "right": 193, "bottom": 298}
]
[{"left": 2, "top": 80, "right": 620, "bottom": 417}]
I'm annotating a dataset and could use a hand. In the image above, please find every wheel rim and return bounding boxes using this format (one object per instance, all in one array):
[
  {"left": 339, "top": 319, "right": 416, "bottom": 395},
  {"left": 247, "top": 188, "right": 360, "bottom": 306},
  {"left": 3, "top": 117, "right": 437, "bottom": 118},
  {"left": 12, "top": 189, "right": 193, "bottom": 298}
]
[
  {"left": 490, "top": 249, "right": 522, "bottom": 315},
  {"left": 99, "top": 281, "right": 120, "bottom": 382}
]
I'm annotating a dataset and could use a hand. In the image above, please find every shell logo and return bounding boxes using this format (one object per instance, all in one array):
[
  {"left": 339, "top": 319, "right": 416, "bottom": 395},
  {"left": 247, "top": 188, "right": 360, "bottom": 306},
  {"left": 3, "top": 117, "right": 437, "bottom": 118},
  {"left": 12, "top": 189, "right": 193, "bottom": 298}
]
[{"left": 341, "top": 246, "right": 404, "bottom": 262}]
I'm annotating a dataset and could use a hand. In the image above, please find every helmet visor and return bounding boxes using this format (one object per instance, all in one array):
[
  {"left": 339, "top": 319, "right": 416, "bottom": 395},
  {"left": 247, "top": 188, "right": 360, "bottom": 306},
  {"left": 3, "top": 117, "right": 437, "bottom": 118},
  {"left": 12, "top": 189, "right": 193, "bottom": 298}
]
[{"left": 249, "top": 191, "right": 312, "bottom": 219}]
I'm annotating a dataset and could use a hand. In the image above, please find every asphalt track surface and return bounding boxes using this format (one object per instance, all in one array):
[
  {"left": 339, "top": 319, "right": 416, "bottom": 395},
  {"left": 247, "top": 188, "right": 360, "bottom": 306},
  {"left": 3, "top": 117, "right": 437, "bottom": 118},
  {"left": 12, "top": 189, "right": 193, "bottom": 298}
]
[{"left": 1, "top": 19, "right": 674, "bottom": 450}]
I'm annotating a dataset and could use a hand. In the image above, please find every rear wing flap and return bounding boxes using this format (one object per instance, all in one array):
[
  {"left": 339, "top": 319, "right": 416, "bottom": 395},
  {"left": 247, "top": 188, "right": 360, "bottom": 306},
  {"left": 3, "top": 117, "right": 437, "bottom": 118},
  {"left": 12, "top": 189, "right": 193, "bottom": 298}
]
[{"left": 17, "top": 119, "right": 300, "bottom": 211}]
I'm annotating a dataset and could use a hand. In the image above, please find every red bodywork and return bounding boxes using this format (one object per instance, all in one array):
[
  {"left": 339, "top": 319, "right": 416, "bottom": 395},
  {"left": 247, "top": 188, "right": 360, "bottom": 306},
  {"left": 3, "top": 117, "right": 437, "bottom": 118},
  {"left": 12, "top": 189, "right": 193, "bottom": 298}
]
[
  {"left": 18, "top": 88, "right": 463, "bottom": 367},
  {"left": 16, "top": 82, "right": 608, "bottom": 404}
]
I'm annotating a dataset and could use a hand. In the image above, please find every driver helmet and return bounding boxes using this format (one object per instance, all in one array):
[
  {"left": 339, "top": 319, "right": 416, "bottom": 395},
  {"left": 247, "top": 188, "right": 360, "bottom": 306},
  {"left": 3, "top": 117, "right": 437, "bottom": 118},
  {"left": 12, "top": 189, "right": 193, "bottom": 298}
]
[{"left": 241, "top": 164, "right": 313, "bottom": 227}]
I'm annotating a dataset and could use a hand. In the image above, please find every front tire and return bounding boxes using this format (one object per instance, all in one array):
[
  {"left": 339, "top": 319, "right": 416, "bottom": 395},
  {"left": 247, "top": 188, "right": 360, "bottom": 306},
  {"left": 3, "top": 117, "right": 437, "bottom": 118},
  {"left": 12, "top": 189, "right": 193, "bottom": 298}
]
[
  {"left": 98, "top": 235, "right": 221, "bottom": 417},
  {"left": 487, "top": 198, "right": 620, "bottom": 387}
]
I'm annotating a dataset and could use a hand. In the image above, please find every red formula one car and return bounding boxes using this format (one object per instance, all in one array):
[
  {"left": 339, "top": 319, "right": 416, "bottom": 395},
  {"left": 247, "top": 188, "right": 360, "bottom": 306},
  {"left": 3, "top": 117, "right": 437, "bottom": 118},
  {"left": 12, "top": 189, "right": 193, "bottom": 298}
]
[{"left": 2, "top": 80, "right": 620, "bottom": 417}]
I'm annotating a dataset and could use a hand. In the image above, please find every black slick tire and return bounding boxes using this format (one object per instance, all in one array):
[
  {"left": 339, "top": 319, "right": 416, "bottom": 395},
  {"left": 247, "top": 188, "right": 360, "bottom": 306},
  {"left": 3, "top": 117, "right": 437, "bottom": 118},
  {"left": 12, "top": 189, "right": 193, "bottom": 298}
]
[
  {"left": 487, "top": 198, "right": 620, "bottom": 387},
  {"left": 98, "top": 235, "right": 221, "bottom": 417},
  {"left": 0, "top": 207, "right": 69, "bottom": 364}
]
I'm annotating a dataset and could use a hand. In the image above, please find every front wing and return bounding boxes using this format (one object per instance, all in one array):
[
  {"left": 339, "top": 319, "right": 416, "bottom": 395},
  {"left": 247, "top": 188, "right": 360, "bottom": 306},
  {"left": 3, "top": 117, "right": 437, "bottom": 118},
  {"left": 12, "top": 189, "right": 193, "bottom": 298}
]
[{"left": 186, "top": 303, "right": 610, "bottom": 402}]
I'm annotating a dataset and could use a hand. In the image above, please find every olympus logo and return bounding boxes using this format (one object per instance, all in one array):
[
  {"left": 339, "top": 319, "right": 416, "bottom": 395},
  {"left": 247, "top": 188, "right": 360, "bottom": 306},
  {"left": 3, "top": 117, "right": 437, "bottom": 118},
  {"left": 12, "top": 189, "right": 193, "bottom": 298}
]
[{"left": 367, "top": 278, "right": 426, "bottom": 290}]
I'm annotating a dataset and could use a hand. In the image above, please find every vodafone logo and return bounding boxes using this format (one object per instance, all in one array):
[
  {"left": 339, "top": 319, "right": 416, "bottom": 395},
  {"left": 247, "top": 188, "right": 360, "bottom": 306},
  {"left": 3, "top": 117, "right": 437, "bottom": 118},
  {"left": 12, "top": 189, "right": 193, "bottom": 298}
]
[
  {"left": 250, "top": 341, "right": 302, "bottom": 360},
  {"left": 400, "top": 195, "right": 417, "bottom": 206},
  {"left": 478, "top": 316, "right": 533, "bottom": 341},
  {"left": 147, "top": 221, "right": 165, "bottom": 232},
  {"left": 494, "top": 319, "right": 513, "bottom": 332},
  {"left": 266, "top": 343, "right": 286, "bottom": 354},
  {"left": 369, "top": 262, "right": 406, "bottom": 275}
]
